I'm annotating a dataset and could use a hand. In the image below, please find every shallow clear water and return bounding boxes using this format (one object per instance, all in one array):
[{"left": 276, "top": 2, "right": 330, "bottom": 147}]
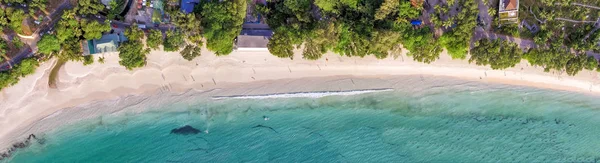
[{"left": 5, "top": 83, "right": 600, "bottom": 162}]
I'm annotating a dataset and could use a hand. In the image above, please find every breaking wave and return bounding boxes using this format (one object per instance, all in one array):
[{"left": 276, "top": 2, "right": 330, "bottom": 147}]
[{"left": 211, "top": 88, "right": 394, "bottom": 100}]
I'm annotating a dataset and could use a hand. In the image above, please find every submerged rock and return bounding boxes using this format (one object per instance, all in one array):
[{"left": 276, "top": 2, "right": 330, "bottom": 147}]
[
  {"left": 171, "top": 125, "right": 201, "bottom": 135},
  {"left": 0, "top": 134, "right": 41, "bottom": 161}
]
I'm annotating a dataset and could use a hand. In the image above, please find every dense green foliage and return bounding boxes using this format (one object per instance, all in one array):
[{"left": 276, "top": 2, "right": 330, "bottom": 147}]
[
  {"left": 257, "top": 0, "right": 600, "bottom": 74},
  {"left": 399, "top": 25, "right": 441, "bottom": 63},
  {"left": 524, "top": 47, "right": 598, "bottom": 76},
  {"left": 302, "top": 21, "right": 339, "bottom": 60},
  {"left": 76, "top": 0, "right": 105, "bottom": 15},
  {"left": 81, "top": 20, "right": 111, "bottom": 40},
  {"left": 172, "top": 11, "right": 203, "bottom": 60},
  {"left": 266, "top": 26, "right": 301, "bottom": 59},
  {"left": 98, "top": 57, "right": 105, "bottom": 63},
  {"left": 436, "top": 0, "right": 478, "bottom": 59},
  {"left": 12, "top": 37, "right": 24, "bottom": 49},
  {"left": 314, "top": 0, "right": 359, "bottom": 13},
  {"left": 172, "top": 11, "right": 203, "bottom": 45},
  {"left": 469, "top": 39, "right": 522, "bottom": 70},
  {"left": 180, "top": 45, "right": 201, "bottom": 61},
  {"left": 55, "top": 10, "right": 83, "bottom": 61},
  {"left": 261, "top": 0, "right": 420, "bottom": 60},
  {"left": 523, "top": 0, "right": 600, "bottom": 55},
  {"left": 260, "top": 0, "right": 313, "bottom": 59},
  {"left": 146, "top": 29, "right": 163, "bottom": 50},
  {"left": 0, "top": 39, "right": 8, "bottom": 57},
  {"left": 83, "top": 55, "right": 94, "bottom": 65},
  {"left": 37, "top": 34, "right": 61, "bottom": 55},
  {"left": 30, "top": 0, "right": 48, "bottom": 13},
  {"left": 197, "top": 0, "right": 246, "bottom": 55},
  {"left": 1, "top": 0, "right": 24, "bottom": 4},
  {"left": 564, "top": 25, "right": 600, "bottom": 52},
  {"left": 6, "top": 8, "right": 27, "bottom": 34},
  {"left": 107, "top": 0, "right": 121, "bottom": 20},
  {"left": 118, "top": 25, "right": 150, "bottom": 70},
  {"left": 0, "top": 10, "right": 8, "bottom": 29},
  {"left": 163, "top": 30, "right": 185, "bottom": 52},
  {"left": 0, "top": 58, "right": 39, "bottom": 91}
]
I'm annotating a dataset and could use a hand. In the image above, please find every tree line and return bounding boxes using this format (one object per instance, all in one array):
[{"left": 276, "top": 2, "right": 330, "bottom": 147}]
[
  {"left": 259, "top": 0, "right": 600, "bottom": 75},
  {"left": 5, "top": 0, "right": 600, "bottom": 91},
  {"left": 257, "top": 0, "right": 480, "bottom": 63},
  {"left": 115, "top": 0, "right": 246, "bottom": 69}
]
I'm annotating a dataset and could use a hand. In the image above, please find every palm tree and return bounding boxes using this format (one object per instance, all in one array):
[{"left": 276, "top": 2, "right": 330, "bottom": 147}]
[
  {"left": 442, "top": 20, "right": 453, "bottom": 28},
  {"left": 31, "top": 0, "right": 49, "bottom": 15}
]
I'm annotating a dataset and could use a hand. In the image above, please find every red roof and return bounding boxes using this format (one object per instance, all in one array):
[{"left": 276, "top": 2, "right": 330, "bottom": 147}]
[{"left": 504, "top": 0, "right": 518, "bottom": 10}]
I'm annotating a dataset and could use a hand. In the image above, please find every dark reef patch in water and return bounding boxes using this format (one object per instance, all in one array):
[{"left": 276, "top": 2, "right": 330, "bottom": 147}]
[
  {"left": 170, "top": 125, "right": 201, "bottom": 135},
  {"left": 0, "top": 134, "right": 44, "bottom": 161},
  {"left": 252, "top": 125, "right": 278, "bottom": 133}
]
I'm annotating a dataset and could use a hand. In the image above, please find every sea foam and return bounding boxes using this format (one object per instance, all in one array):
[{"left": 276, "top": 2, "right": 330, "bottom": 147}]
[{"left": 211, "top": 88, "right": 394, "bottom": 100}]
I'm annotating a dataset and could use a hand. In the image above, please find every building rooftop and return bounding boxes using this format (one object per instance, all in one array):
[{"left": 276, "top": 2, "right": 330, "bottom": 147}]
[
  {"left": 83, "top": 33, "right": 128, "bottom": 55},
  {"left": 236, "top": 29, "right": 272, "bottom": 50},
  {"left": 153, "top": 0, "right": 164, "bottom": 11},
  {"left": 180, "top": 0, "right": 199, "bottom": 14},
  {"left": 240, "top": 29, "right": 273, "bottom": 37},
  {"left": 236, "top": 35, "right": 269, "bottom": 49},
  {"left": 500, "top": 0, "right": 519, "bottom": 11}
]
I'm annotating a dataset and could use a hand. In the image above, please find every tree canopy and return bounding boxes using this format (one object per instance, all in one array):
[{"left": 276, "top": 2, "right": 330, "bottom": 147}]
[
  {"left": 81, "top": 20, "right": 111, "bottom": 40},
  {"left": 164, "top": 30, "right": 185, "bottom": 52},
  {"left": 0, "top": 58, "right": 39, "bottom": 91},
  {"left": 524, "top": 46, "right": 598, "bottom": 76},
  {"left": 180, "top": 44, "right": 201, "bottom": 61},
  {"left": 1, "top": 0, "right": 24, "bottom": 4},
  {"left": 0, "top": 39, "right": 8, "bottom": 57},
  {"left": 6, "top": 8, "right": 27, "bottom": 34},
  {"left": 400, "top": 25, "right": 441, "bottom": 63},
  {"left": 172, "top": 11, "right": 202, "bottom": 45},
  {"left": 76, "top": 0, "right": 105, "bottom": 15},
  {"left": 146, "top": 29, "right": 163, "bottom": 50},
  {"left": 38, "top": 34, "right": 61, "bottom": 55},
  {"left": 118, "top": 25, "right": 149, "bottom": 70},
  {"left": 434, "top": 0, "right": 478, "bottom": 59},
  {"left": 172, "top": 11, "right": 203, "bottom": 60},
  {"left": 198, "top": 0, "right": 246, "bottom": 55},
  {"left": 469, "top": 39, "right": 523, "bottom": 70},
  {"left": 30, "top": 0, "right": 49, "bottom": 14},
  {"left": 260, "top": 0, "right": 434, "bottom": 61},
  {"left": 55, "top": 10, "right": 83, "bottom": 61},
  {"left": 0, "top": 10, "right": 8, "bottom": 29}
]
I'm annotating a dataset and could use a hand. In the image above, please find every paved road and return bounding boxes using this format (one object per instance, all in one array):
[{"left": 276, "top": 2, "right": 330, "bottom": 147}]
[
  {"left": 473, "top": 27, "right": 538, "bottom": 49},
  {"left": 476, "top": 0, "right": 492, "bottom": 30},
  {"left": 110, "top": 20, "right": 175, "bottom": 32},
  {"left": 0, "top": 0, "right": 72, "bottom": 72},
  {"left": 572, "top": 2, "right": 600, "bottom": 10},
  {"left": 556, "top": 17, "right": 596, "bottom": 23},
  {"left": 0, "top": 48, "right": 32, "bottom": 71}
]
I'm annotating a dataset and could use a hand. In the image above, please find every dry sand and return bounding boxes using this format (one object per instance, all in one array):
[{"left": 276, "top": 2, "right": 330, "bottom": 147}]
[{"left": 1, "top": 48, "right": 600, "bottom": 150}]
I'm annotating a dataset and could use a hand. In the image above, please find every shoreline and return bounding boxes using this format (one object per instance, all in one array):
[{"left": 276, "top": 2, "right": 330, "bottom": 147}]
[{"left": 1, "top": 48, "right": 600, "bottom": 154}]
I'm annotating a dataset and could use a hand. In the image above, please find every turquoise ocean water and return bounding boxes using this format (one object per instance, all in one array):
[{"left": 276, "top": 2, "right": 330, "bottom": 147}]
[{"left": 5, "top": 82, "right": 600, "bottom": 162}]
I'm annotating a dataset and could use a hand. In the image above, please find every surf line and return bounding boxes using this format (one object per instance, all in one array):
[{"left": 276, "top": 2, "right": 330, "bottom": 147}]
[{"left": 211, "top": 88, "right": 394, "bottom": 100}]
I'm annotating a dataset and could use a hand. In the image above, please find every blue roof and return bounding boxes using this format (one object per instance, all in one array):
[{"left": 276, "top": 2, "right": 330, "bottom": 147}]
[
  {"left": 180, "top": 0, "right": 199, "bottom": 13},
  {"left": 87, "top": 33, "right": 128, "bottom": 55},
  {"left": 240, "top": 29, "right": 273, "bottom": 37},
  {"left": 411, "top": 20, "right": 422, "bottom": 26}
]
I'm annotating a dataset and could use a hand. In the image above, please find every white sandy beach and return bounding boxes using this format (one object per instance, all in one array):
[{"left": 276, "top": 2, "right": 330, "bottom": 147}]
[{"left": 1, "top": 48, "right": 600, "bottom": 151}]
